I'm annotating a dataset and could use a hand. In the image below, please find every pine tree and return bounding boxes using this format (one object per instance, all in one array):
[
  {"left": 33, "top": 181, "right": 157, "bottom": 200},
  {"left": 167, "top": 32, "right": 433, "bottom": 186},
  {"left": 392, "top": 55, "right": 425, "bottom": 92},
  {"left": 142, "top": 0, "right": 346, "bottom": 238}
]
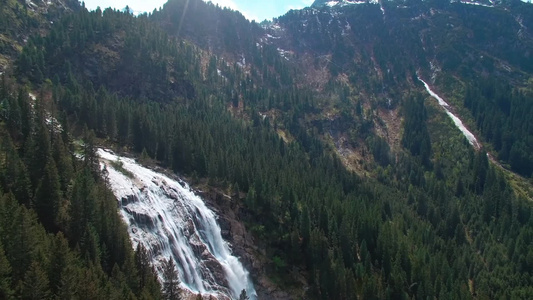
[
  {"left": 162, "top": 257, "right": 181, "bottom": 300},
  {"left": 239, "top": 289, "right": 249, "bottom": 300},
  {"left": 83, "top": 128, "right": 99, "bottom": 176},
  {"left": 0, "top": 241, "right": 14, "bottom": 300},
  {"left": 17, "top": 89, "right": 32, "bottom": 142},
  {"left": 0, "top": 130, "right": 32, "bottom": 205},
  {"left": 25, "top": 118, "right": 51, "bottom": 188},
  {"left": 141, "top": 147, "right": 149, "bottom": 163},
  {"left": 1, "top": 193, "right": 36, "bottom": 283},
  {"left": 68, "top": 169, "right": 95, "bottom": 245},
  {"left": 48, "top": 232, "right": 71, "bottom": 295},
  {"left": 80, "top": 225, "right": 101, "bottom": 264},
  {"left": 52, "top": 133, "right": 74, "bottom": 193},
  {"left": 33, "top": 157, "right": 61, "bottom": 231},
  {"left": 55, "top": 264, "right": 81, "bottom": 300},
  {"left": 22, "top": 261, "right": 51, "bottom": 300},
  {"left": 135, "top": 244, "right": 151, "bottom": 293}
]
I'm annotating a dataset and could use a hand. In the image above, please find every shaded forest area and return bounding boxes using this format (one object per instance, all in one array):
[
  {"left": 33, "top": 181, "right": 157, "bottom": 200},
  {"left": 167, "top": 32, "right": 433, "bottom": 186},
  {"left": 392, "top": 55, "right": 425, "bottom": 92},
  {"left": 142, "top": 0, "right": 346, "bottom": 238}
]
[
  {"left": 0, "top": 77, "right": 163, "bottom": 299},
  {"left": 465, "top": 79, "right": 533, "bottom": 177}
]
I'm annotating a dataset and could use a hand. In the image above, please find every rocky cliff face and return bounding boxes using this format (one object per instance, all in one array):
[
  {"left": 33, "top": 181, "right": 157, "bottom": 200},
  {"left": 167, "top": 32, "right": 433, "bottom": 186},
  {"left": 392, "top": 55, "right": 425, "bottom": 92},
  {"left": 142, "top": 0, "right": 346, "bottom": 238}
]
[{"left": 198, "top": 189, "right": 307, "bottom": 300}]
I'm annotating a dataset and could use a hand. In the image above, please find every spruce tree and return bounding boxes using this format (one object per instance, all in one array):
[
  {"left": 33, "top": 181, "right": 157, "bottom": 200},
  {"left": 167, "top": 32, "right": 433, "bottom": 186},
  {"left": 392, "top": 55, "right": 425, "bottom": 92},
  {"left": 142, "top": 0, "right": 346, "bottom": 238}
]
[
  {"left": 135, "top": 244, "right": 151, "bottom": 293},
  {"left": 0, "top": 242, "right": 14, "bottom": 300},
  {"left": 162, "top": 257, "right": 181, "bottom": 300},
  {"left": 239, "top": 289, "right": 249, "bottom": 300},
  {"left": 33, "top": 158, "right": 61, "bottom": 231},
  {"left": 82, "top": 128, "right": 99, "bottom": 176},
  {"left": 48, "top": 232, "right": 71, "bottom": 295},
  {"left": 22, "top": 261, "right": 51, "bottom": 300},
  {"left": 25, "top": 119, "right": 51, "bottom": 188}
]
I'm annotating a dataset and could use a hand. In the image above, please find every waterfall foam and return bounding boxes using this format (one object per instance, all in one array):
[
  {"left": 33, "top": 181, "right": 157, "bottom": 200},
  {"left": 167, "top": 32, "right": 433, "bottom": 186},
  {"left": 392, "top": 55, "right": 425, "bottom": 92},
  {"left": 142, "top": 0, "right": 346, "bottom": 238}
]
[
  {"left": 98, "top": 149, "right": 257, "bottom": 299},
  {"left": 418, "top": 77, "right": 481, "bottom": 150}
]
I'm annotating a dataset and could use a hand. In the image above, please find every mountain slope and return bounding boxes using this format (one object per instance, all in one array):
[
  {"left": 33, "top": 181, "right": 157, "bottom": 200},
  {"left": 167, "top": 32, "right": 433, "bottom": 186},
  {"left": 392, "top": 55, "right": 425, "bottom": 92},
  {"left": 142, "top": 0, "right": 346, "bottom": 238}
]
[
  {"left": 2, "top": 0, "right": 533, "bottom": 299},
  {"left": 259, "top": 0, "right": 533, "bottom": 176},
  {"left": 0, "top": 0, "right": 79, "bottom": 72}
]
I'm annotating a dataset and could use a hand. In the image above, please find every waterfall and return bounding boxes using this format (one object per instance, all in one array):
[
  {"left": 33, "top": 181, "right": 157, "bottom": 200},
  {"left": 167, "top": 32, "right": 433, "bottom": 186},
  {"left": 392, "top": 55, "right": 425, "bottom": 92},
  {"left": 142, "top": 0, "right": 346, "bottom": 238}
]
[
  {"left": 98, "top": 149, "right": 257, "bottom": 300},
  {"left": 418, "top": 77, "right": 481, "bottom": 150}
]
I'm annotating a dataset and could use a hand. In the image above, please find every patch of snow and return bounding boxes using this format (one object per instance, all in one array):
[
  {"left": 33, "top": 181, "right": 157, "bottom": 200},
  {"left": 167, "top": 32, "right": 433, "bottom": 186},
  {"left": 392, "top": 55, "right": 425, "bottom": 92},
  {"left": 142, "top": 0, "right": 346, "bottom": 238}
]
[
  {"left": 411, "top": 14, "right": 424, "bottom": 21},
  {"left": 429, "top": 61, "right": 441, "bottom": 83},
  {"left": 515, "top": 15, "right": 527, "bottom": 37},
  {"left": 342, "top": 20, "right": 351, "bottom": 35},
  {"left": 277, "top": 48, "right": 292, "bottom": 61},
  {"left": 265, "top": 33, "right": 280, "bottom": 39},
  {"left": 270, "top": 23, "right": 282, "bottom": 31},
  {"left": 342, "top": 0, "right": 368, "bottom": 6},
  {"left": 25, "top": 0, "right": 37, "bottom": 8},
  {"left": 315, "top": 14, "right": 322, "bottom": 27},
  {"left": 28, "top": 93, "right": 36, "bottom": 101},
  {"left": 459, "top": 1, "right": 494, "bottom": 8},
  {"left": 500, "top": 63, "right": 512, "bottom": 72},
  {"left": 237, "top": 55, "right": 246, "bottom": 68},
  {"left": 322, "top": 0, "right": 384, "bottom": 15},
  {"left": 216, "top": 69, "right": 227, "bottom": 80},
  {"left": 325, "top": 0, "right": 371, "bottom": 7},
  {"left": 45, "top": 115, "right": 63, "bottom": 133}
]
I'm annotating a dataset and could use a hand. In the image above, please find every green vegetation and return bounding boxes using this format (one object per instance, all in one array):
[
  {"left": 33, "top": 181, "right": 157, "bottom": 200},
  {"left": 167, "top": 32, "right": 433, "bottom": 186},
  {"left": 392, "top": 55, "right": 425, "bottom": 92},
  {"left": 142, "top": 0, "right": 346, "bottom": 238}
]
[
  {"left": 1, "top": 0, "right": 532, "bottom": 299},
  {"left": 402, "top": 93, "right": 432, "bottom": 166},
  {"left": 0, "top": 77, "right": 161, "bottom": 299},
  {"left": 464, "top": 78, "right": 533, "bottom": 177},
  {"left": 0, "top": 0, "right": 78, "bottom": 70},
  {"left": 110, "top": 159, "right": 134, "bottom": 178}
]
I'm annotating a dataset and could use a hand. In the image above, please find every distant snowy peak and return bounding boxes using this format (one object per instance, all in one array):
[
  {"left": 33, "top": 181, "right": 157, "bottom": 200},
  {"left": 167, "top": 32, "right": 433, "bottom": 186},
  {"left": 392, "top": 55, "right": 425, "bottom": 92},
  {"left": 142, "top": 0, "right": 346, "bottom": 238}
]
[
  {"left": 311, "top": 0, "right": 527, "bottom": 8},
  {"left": 452, "top": 0, "right": 495, "bottom": 7}
]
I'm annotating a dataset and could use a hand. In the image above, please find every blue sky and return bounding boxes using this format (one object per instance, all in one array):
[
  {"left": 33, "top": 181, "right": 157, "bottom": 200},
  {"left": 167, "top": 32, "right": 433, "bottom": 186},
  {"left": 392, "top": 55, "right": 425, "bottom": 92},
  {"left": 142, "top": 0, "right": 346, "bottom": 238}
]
[{"left": 83, "top": 0, "right": 315, "bottom": 21}]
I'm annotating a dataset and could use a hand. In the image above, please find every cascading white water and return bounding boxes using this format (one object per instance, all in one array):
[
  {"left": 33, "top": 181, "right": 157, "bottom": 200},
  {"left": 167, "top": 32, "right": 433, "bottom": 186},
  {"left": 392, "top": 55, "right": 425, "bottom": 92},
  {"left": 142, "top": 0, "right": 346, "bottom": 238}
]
[
  {"left": 418, "top": 77, "right": 481, "bottom": 150},
  {"left": 98, "top": 149, "right": 257, "bottom": 300}
]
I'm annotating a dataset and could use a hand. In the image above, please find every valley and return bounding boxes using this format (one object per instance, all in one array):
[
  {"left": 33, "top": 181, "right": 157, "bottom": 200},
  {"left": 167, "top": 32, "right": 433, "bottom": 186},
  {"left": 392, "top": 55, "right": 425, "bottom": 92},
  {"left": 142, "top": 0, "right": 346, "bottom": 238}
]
[{"left": 0, "top": 0, "right": 532, "bottom": 299}]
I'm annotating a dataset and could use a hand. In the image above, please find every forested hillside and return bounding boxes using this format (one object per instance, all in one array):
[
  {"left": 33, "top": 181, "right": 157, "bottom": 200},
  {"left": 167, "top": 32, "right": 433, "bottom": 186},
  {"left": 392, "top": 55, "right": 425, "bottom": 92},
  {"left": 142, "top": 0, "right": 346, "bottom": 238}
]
[
  {"left": 0, "top": 77, "right": 163, "bottom": 299},
  {"left": 464, "top": 78, "right": 533, "bottom": 177},
  {"left": 1, "top": 0, "right": 533, "bottom": 299},
  {"left": 0, "top": 0, "right": 79, "bottom": 72}
]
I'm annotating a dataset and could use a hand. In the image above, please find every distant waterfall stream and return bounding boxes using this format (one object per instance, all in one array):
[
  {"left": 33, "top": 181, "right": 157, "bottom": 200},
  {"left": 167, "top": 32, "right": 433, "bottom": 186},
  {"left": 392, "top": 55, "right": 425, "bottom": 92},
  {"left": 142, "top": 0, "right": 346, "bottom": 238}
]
[
  {"left": 98, "top": 149, "right": 256, "bottom": 300},
  {"left": 418, "top": 77, "right": 481, "bottom": 150}
]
